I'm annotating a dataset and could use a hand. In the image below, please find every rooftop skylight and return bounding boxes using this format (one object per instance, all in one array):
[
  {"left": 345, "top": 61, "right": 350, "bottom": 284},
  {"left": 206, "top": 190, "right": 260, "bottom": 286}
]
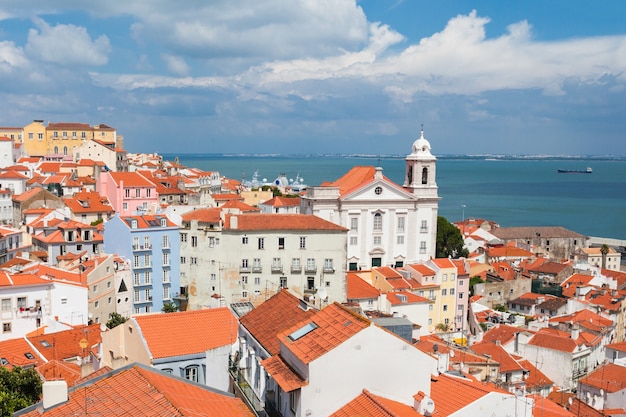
[{"left": 288, "top": 322, "right": 318, "bottom": 341}]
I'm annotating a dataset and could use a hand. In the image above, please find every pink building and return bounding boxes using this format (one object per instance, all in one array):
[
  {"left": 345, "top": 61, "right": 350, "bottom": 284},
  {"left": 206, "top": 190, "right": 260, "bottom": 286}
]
[{"left": 96, "top": 171, "right": 158, "bottom": 216}]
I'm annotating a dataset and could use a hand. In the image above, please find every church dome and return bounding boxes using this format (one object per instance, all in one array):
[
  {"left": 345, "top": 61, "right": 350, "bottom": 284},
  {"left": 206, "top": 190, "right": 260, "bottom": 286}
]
[{"left": 411, "top": 129, "right": 433, "bottom": 156}]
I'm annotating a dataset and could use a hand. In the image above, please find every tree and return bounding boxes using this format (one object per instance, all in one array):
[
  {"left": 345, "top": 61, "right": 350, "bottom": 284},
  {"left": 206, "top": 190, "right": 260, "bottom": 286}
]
[
  {"left": 435, "top": 322, "right": 451, "bottom": 333},
  {"left": 436, "top": 216, "right": 469, "bottom": 259},
  {"left": 106, "top": 312, "right": 128, "bottom": 329},
  {"left": 600, "top": 244, "right": 610, "bottom": 269},
  {"left": 161, "top": 302, "right": 179, "bottom": 313},
  {"left": 469, "top": 276, "right": 484, "bottom": 297},
  {"left": 0, "top": 366, "right": 42, "bottom": 417}
]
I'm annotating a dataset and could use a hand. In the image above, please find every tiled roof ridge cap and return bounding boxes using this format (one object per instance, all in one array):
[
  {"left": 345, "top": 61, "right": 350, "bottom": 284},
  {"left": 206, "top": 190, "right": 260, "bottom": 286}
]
[{"left": 361, "top": 389, "right": 398, "bottom": 417}]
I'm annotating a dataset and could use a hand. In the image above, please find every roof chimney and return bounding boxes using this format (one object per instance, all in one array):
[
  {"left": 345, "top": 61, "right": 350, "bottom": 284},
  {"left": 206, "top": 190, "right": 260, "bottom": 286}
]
[
  {"left": 42, "top": 380, "right": 68, "bottom": 409},
  {"left": 571, "top": 324, "right": 580, "bottom": 340}
]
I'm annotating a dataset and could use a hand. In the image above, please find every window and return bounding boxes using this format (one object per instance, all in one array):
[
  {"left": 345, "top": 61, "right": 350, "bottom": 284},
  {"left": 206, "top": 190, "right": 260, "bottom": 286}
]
[
  {"left": 93, "top": 284, "right": 98, "bottom": 293},
  {"left": 397, "top": 216, "right": 405, "bottom": 233},
  {"left": 242, "top": 276, "right": 248, "bottom": 284},
  {"left": 373, "top": 236, "right": 381, "bottom": 245},
  {"left": 180, "top": 257, "right": 186, "bottom": 264},
  {"left": 451, "top": 273, "right": 456, "bottom": 281},
  {"left": 450, "top": 288, "right": 455, "bottom": 295},
  {"left": 162, "top": 235, "right": 169, "bottom": 248},
  {"left": 289, "top": 390, "right": 299, "bottom": 413},
  {"left": 299, "top": 236, "right": 306, "bottom": 249},
  {"left": 181, "top": 233, "right": 187, "bottom": 243},
  {"left": 147, "top": 189, "right": 152, "bottom": 197},
  {"left": 241, "top": 259, "right": 249, "bottom": 269},
  {"left": 442, "top": 289, "right": 447, "bottom": 296},
  {"left": 258, "top": 237, "right": 264, "bottom": 249},
  {"left": 306, "top": 258, "right": 316, "bottom": 272},
  {"left": 272, "top": 258, "right": 282, "bottom": 271},
  {"left": 422, "top": 167, "right": 428, "bottom": 184},
  {"left": 254, "top": 277, "right": 260, "bottom": 285},
  {"left": 163, "top": 286, "right": 170, "bottom": 300},
  {"left": 28, "top": 132, "right": 33, "bottom": 140},
  {"left": 350, "top": 217, "right": 358, "bottom": 231},
  {"left": 429, "top": 304, "right": 433, "bottom": 311},
  {"left": 421, "top": 220, "right": 428, "bottom": 233},
  {"left": 72, "top": 131, "right": 77, "bottom": 138},
  {"left": 190, "top": 257, "right": 197, "bottom": 265},
  {"left": 53, "top": 131, "right": 58, "bottom": 138},
  {"left": 324, "top": 258, "right": 333, "bottom": 272},
  {"left": 1, "top": 299, "right": 10, "bottom": 312},
  {"left": 444, "top": 318, "right": 450, "bottom": 325},
  {"left": 443, "top": 274, "right": 447, "bottom": 281},
  {"left": 123, "top": 202, "right": 128, "bottom": 210},
  {"left": 253, "top": 258, "right": 261, "bottom": 271},
  {"left": 62, "top": 131, "right": 67, "bottom": 138},
  {"left": 443, "top": 305, "right": 448, "bottom": 312},
  {"left": 374, "top": 186, "right": 383, "bottom": 195},
  {"left": 143, "top": 237, "right": 150, "bottom": 248},
  {"left": 373, "top": 213, "right": 382, "bottom": 231},
  {"left": 95, "top": 301, "right": 99, "bottom": 308},
  {"left": 2, "top": 323, "right": 11, "bottom": 333},
  {"left": 125, "top": 188, "right": 131, "bottom": 198},
  {"left": 163, "top": 269, "right": 170, "bottom": 283},
  {"left": 38, "top": 133, "right": 43, "bottom": 140},
  {"left": 242, "top": 291, "right": 248, "bottom": 298},
  {"left": 17, "top": 297, "right": 26, "bottom": 309},
  {"left": 242, "top": 236, "right": 248, "bottom": 244},
  {"left": 81, "top": 131, "right": 86, "bottom": 138},
  {"left": 145, "top": 271, "right": 152, "bottom": 284},
  {"left": 190, "top": 235, "right": 197, "bottom": 247},
  {"left": 134, "top": 273, "right": 140, "bottom": 286},
  {"left": 280, "top": 277, "right": 287, "bottom": 288},
  {"left": 397, "top": 235, "right": 404, "bottom": 244},
  {"left": 144, "top": 254, "right": 151, "bottom": 267},
  {"left": 350, "top": 236, "right": 358, "bottom": 245},
  {"left": 135, "top": 188, "right": 141, "bottom": 198},
  {"left": 420, "top": 241, "right": 427, "bottom": 254},
  {"left": 163, "top": 252, "right": 170, "bottom": 265},
  {"left": 145, "top": 288, "right": 152, "bottom": 301},
  {"left": 185, "top": 365, "right": 199, "bottom": 382},
  {"left": 134, "top": 290, "right": 140, "bottom": 303},
  {"left": 278, "top": 237, "right": 285, "bottom": 249}
]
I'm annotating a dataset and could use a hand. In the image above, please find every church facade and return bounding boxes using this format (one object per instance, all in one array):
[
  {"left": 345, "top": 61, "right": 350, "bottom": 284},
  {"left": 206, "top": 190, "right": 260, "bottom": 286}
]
[{"left": 300, "top": 129, "right": 439, "bottom": 270}]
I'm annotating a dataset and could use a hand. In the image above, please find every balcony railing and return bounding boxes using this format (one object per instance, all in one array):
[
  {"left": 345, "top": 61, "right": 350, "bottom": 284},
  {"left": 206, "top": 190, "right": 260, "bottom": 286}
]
[
  {"left": 133, "top": 244, "right": 152, "bottom": 251},
  {"left": 228, "top": 358, "right": 266, "bottom": 417},
  {"left": 252, "top": 266, "right": 262, "bottom": 273},
  {"left": 323, "top": 266, "right": 335, "bottom": 274},
  {"left": 271, "top": 265, "right": 283, "bottom": 273},
  {"left": 572, "top": 367, "right": 588, "bottom": 379},
  {"left": 304, "top": 266, "right": 317, "bottom": 273},
  {"left": 291, "top": 265, "right": 302, "bottom": 273},
  {"left": 240, "top": 266, "right": 251, "bottom": 273}
]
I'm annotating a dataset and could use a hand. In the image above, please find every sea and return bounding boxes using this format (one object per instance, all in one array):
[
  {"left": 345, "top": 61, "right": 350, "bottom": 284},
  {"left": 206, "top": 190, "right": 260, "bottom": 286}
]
[{"left": 163, "top": 154, "right": 626, "bottom": 241}]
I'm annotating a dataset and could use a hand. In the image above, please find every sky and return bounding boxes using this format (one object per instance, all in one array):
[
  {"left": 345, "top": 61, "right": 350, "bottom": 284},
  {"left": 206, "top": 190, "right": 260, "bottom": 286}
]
[{"left": 1, "top": 1, "right": 625, "bottom": 156}]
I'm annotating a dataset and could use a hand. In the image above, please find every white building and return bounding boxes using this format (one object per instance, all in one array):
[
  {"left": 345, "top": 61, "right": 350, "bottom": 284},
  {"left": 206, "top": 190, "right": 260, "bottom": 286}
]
[
  {"left": 300, "top": 129, "right": 439, "bottom": 270},
  {"left": 0, "top": 270, "right": 87, "bottom": 341},
  {"left": 180, "top": 209, "right": 348, "bottom": 309}
]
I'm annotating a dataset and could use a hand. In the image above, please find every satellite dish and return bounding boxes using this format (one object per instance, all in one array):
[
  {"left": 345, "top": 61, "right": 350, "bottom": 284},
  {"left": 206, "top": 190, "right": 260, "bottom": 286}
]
[
  {"left": 317, "top": 286, "right": 328, "bottom": 301},
  {"left": 422, "top": 396, "right": 435, "bottom": 415}
]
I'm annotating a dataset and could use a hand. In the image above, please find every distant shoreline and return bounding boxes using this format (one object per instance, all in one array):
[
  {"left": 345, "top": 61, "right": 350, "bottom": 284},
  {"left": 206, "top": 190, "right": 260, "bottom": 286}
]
[{"left": 161, "top": 153, "right": 626, "bottom": 161}]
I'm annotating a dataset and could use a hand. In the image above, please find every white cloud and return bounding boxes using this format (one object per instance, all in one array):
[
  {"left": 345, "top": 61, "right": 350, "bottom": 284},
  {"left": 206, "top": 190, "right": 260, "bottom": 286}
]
[
  {"left": 162, "top": 54, "right": 189, "bottom": 76},
  {"left": 25, "top": 18, "right": 111, "bottom": 66},
  {"left": 0, "top": 41, "right": 28, "bottom": 73}
]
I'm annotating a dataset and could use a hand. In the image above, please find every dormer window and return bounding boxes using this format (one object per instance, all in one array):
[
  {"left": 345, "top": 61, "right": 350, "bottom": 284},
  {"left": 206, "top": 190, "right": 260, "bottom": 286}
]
[
  {"left": 160, "top": 218, "right": 167, "bottom": 227},
  {"left": 131, "top": 220, "right": 138, "bottom": 229}
]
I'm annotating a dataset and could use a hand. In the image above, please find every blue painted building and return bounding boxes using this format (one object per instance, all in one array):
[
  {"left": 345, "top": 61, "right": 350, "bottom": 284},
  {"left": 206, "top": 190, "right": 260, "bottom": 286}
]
[{"left": 103, "top": 214, "right": 180, "bottom": 314}]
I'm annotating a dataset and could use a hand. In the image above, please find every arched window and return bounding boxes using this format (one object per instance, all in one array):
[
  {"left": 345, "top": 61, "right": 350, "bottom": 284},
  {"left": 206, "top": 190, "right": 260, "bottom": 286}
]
[
  {"left": 373, "top": 213, "right": 382, "bottom": 231},
  {"left": 407, "top": 166, "right": 413, "bottom": 184},
  {"left": 54, "top": 146, "right": 59, "bottom": 154},
  {"left": 63, "top": 146, "right": 68, "bottom": 156},
  {"left": 422, "top": 167, "right": 428, "bottom": 184}
]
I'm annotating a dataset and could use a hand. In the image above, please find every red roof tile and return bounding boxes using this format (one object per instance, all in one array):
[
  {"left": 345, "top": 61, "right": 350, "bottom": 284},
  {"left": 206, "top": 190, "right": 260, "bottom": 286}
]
[
  {"left": 261, "top": 354, "right": 308, "bottom": 392},
  {"left": 28, "top": 324, "right": 102, "bottom": 362},
  {"left": 134, "top": 308, "right": 238, "bottom": 359},
  {"left": 347, "top": 272, "right": 380, "bottom": 300},
  {"left": 0, "top": 338, "right": 43, "bottom": 369},
  {"left": 578, "top": 363, "right": 626, "bottom": 393},
  {"left": 224, "top": 213, "right": 348, "bottom": 231},
  {"left": 330, "top": 389, "right": 424, "bottom": 416}
]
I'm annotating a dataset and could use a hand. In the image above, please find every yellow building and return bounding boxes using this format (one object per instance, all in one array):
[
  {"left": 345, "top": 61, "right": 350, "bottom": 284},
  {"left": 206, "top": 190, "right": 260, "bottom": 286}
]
[
  {"left": 21, "top": 120, "right": 119, "bottom": 158},
  {"left": 427, "top": 258, "right": 459, "bottom": 333}
]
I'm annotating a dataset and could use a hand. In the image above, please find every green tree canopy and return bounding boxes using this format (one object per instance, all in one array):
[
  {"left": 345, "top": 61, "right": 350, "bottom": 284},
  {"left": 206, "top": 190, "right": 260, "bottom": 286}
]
[
  {"left": 436, "top": 216, "right": 469, "bottom": 259},
  {"left": 161, "top": 302, "right": 179, "bottom": 313},
  {"left": 0, "top": 366, "right": 42, "bottom": 416},
  {"left": 106, "top": 312, "right": 128, "bottom": 329}
]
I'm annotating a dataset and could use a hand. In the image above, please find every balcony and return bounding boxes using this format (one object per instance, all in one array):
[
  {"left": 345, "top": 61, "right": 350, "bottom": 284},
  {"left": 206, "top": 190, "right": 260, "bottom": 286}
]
[
  {"left": 271, "top": 265, "right": 283, "bottom": 274},
  {"left": 133, "top": 244, "right": 152, "bottom": 251},
  {"left": 304, "top": 266, "right": 317, "bottom": 274},
  {"left": 323, "top": 266, "right": 335, "bottom": 274},
  {"left": 252, "top": 265, "right": 262, "bottom": 273},
  {"left": 239, "top": 266, "right": 251, "bottom": 273},
  {"left": 228, "top": 358, "right": 267, "bottom": 417},
  {"left": 291, "top": 265, "right": 302, "bottom": 273},
  {"left": 572, "top": 367, "right": 588, "bottom": 379}
]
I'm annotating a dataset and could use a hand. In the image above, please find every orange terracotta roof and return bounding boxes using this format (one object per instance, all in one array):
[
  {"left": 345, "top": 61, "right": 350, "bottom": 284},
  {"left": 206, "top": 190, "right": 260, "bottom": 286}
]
[
  {"left": 407, "top": 264, "right": 436, "bottom": 276},
  {"left": 330, "top": 389, "right": 425, "bottom": 417},
  {"left": 528, "top": 394, "right": 575, "bottom": 417},
  {"left": 429, "top": 373, "right": 506, "bottom": 416},
  {"left": 606, "top": 341, "right": 626, "bottom": 353},
  {"left": 12, "top": 187, "right": 44, "bottom": 203},
  {"left": 220, "top": 199, "right": 261, "bottom": 212},
  {"left": 278, "top": 303, "right": 370, "bottom": 364},
  {"left": 471, "top": 342, "right": 524, "bottom": 373},
  {"left": 481, "top": 324, "right": 527, "bottom": 346},
  {"left": 28, "top": 324, "right": 102, "bottom": 362},
  {"left": 430, "top": 258, "right": 456, "bottom": 269},
  {"left": 515, "top": 357, "right": 552, "bottom": 389},
  {"left": 19, "top": 364, "right": 254, "bottom": 416},
  {"left": 0, "top": 338, "right": 43, "bottom": 369},
  {"left": 578, "top": 363, "right": 626, "bottom": 393},
  {"left": 527, "top": 329, "right": 581, "bottom": 353},
  {"left": 386, "top": 291, "right": 430, "bottom": 306},
  {"left": 239, "top": 289, "right": 316, "bottom": 355},
  {"left": 133, "top": 308, "right": 238, "bottom": 359},
  {"left": 224, "top": 213, "right": 348, "bottom": 231},
  {"left": 212, "top": 193, "right": 244, "bottom": 201},
  {"left": 0, "top": 271, "right": 52, "bottom": 288},
  {"left": 261, "top": 354, "right": 308, "bottom": 392},
  {"left": 181, "top": 208, "right": 222, "bottom": 224},
  {"left": 108, "top": 171, "right": 154, "bottom": 187},
  {"left": 322, "top": 166, "right": 401, "bottom": 197},
  {"left": 37, "top": 162, "right": 62, "bottom": 173},
  {"left": 548, "top": 308, "right": 613, "bottom": 333},
  {"left": 347, "top": 273, "right": 380, "bottom": 300},
  {"left": 415, "top": 334, "right": 487, "bottom": 364},
  {"left": 262, "top": 196, "right": 301, "bottom": 207},
  {"left": 63, "top": 190, "right": 114, "bottom": 214},
  {"left": 487, "top": 246, "right": 534, "bottom": 258},
  {"left": 601, "top": 268, "right": 626, "bottom": 288},
  {"left": 36, "top": 360, "right": 82, "bottom": 385},
  {"left": 119, "top": 214, "right": 177, "bottom": 229}
]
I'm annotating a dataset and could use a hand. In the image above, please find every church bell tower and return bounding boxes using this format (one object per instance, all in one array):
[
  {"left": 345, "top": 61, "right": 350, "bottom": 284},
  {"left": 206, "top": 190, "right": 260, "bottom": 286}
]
[{"left": 403, "top": 127, "right": 438, "bottom": 199}]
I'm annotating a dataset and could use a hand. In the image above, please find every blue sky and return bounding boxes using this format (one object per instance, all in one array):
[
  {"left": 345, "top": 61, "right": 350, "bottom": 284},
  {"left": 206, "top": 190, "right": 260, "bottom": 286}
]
[{"left": 1, "top": 1, "right": 625, "bottom": 156}]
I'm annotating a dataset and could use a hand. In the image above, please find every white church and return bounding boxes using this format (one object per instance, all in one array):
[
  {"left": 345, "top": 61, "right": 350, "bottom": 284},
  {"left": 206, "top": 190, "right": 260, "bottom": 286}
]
[{"left": 300, "top": 129, "right": 439, "bottom": 270}]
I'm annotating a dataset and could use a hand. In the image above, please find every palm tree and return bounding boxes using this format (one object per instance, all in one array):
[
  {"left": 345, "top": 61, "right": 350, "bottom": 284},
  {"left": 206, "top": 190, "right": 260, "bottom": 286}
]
[{"left": 600, "top": 244, "right": 610, "bottom": 270}]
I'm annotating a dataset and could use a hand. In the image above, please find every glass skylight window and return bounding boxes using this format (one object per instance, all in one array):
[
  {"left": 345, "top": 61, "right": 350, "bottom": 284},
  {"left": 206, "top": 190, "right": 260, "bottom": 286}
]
[{"left": 288, "top": 322, "right": 318, "bottom": 341}]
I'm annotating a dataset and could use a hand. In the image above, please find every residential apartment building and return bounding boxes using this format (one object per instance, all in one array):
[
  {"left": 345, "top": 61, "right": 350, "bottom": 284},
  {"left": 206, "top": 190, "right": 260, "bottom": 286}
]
[
  {"left": 96, "top": 171, "right": 158, "bottom": 216},
  {"left": 0, "top": 225, "right": 23, "bottom": 264},
  {"left": 30, "top": 218, "right": 102, "bottom": 263},
  {"left": 180, "top": 210, "right": 347, "bottom": 309},
  {"left": 300, "top": 129, "right": 439, "bottom": 270},
  {"left": 103, "top": 214, "right": 180, "bottom": 314}
]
